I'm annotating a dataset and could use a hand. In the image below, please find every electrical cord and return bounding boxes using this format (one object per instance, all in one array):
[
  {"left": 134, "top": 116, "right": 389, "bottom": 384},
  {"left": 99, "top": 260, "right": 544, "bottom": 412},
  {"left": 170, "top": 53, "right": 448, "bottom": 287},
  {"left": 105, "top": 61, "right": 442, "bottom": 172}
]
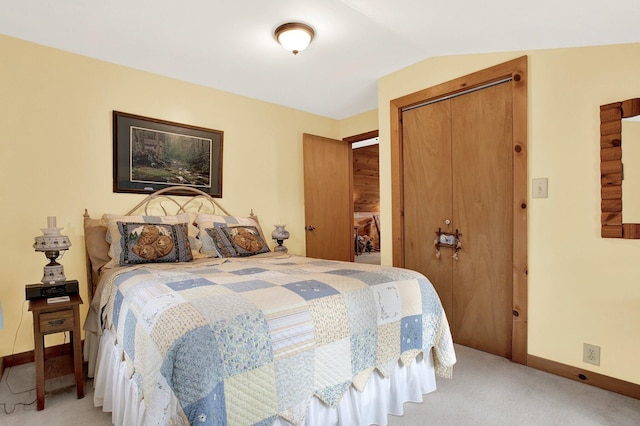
[{"left": 0, "top": 300, "right": 37, "bottom": 414}]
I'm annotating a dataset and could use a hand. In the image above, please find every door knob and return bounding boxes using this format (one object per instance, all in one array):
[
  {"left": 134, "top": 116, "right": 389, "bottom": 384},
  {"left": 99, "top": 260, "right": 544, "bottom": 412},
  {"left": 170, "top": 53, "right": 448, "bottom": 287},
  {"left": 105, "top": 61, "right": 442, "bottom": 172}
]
[
  {"left": 306, "top": 225, "right": 316, "bottom": 231},
  {"left": 445, "top": 219, "right": 451, "bottom": 225}
]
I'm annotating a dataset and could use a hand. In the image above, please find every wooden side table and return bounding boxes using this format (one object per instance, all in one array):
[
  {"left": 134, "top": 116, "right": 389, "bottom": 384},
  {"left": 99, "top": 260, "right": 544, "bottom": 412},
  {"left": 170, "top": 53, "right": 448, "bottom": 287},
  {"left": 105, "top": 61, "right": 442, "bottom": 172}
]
[{"left": 29, "top": 294, "right": 84, "bottom": 410}]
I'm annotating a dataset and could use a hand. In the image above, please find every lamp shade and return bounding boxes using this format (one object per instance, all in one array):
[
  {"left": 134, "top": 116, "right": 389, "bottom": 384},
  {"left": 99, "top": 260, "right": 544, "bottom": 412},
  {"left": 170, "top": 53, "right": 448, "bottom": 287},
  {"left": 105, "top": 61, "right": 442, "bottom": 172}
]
[
  {"left": 33, "top": 216, "right": 71, "bottom": 251},
  {"left": 272, "top": 224, "right": 290, "bottom": 240},
  {"left": 275, "top": 23, "right": 314, "bottom": 55},
  {"left": 272, "top": 224, "right": 290, "bottom": 253},
  {"left": 33, "top": 232, "right": 71, "bottom": 252}
]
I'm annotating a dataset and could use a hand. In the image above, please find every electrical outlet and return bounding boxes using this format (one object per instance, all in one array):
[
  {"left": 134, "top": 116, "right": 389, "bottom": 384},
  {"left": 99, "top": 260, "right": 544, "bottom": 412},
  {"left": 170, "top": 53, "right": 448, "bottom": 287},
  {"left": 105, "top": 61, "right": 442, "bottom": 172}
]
[{"left": 583, "top": 343, "right": 601, "bottom": 366}]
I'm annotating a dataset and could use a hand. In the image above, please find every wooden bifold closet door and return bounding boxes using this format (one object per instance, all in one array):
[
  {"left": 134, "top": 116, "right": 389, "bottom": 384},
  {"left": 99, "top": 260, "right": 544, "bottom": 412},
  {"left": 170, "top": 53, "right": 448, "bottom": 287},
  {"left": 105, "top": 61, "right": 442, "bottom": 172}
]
[{"left": 402, "top": 82, "right": 513, "bottom": 358}]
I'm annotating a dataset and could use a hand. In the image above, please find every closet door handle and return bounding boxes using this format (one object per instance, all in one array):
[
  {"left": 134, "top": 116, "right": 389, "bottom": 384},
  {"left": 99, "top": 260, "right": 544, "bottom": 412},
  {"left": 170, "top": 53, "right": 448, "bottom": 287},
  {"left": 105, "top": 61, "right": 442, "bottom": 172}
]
[{"left": 305, "top": 225, "right": 316, "bottom": 231}]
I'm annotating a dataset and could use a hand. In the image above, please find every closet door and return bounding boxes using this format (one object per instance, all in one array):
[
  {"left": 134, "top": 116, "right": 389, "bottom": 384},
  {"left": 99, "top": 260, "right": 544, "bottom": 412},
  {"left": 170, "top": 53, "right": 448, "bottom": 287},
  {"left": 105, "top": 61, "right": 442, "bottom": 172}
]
[
  {"left": 401, "top": 82, "right": 513, "bottom": 358},
  {"left": 451, "top": 82, "right": 513, "bottom": 358},
  {"left": 402, "top": 100, "right": 454, "bottom": 316}
]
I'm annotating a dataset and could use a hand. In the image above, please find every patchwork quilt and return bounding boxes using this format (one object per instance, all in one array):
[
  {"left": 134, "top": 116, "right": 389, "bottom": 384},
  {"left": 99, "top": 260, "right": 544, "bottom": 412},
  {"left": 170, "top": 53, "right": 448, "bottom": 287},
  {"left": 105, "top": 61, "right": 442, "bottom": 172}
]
[{"left": 98, "top": 255, "right": 456, "bottom": 425}]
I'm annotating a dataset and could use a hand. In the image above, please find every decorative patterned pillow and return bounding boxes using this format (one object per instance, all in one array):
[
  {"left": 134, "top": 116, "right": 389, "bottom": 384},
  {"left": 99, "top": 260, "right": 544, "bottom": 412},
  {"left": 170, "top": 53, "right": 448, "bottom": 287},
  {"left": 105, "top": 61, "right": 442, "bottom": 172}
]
[
  {"left": 117, "top": 222, "right": 193, "bottom": 265},
  {"left": 101, "top": 212, "right": 201, "bottom": 268},
  {"left": 220, "top": 225, "right": 270, "bottom": 257},
  {"left": 196, "top": 213, "right": 266, "bottom": 257},
  {"left": 205, "top": 225, "right": 239, "bottom": 257}
]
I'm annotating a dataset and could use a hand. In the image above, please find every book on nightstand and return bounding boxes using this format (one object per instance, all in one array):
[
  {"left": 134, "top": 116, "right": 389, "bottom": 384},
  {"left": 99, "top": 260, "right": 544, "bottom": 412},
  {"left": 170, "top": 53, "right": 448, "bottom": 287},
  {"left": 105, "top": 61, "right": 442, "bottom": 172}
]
[{"left": 46, "top": 296, "right": 71, "bottom": 304}]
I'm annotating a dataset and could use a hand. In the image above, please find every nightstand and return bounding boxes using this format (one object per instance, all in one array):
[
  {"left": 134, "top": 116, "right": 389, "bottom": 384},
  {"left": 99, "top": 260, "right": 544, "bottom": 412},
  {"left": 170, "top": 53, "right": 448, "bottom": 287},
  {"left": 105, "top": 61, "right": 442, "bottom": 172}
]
[{"left": 28, "top": 294, "right": 84, "bottom": 410}]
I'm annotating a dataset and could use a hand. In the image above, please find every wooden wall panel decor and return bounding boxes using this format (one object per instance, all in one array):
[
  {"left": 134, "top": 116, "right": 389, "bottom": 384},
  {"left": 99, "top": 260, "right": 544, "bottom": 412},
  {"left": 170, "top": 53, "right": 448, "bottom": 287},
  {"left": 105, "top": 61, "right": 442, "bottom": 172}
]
[
  {"left": 602, "top": 225, "right": 623, "bottom": 238},
  {"left": 601, "top": 185, "right": 622, "bottom": 200},
  {"left": 623, "top": 224, "right": 640, "bottom": 239},
  {"left": 600, "top": 98, "right": 640, "bottom": 239},
  {"left": 600, "top": 147, "right": 622, "bottom": 162},
  {"left": 622, "top": 98, "right": 640, "bottom": 117}
]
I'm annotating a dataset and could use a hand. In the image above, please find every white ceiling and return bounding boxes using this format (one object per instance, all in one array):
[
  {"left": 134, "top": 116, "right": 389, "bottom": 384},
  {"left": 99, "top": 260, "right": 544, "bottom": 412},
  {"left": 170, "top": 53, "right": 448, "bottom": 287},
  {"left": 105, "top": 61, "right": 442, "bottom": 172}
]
[{"left": 1, "top": 0, "right": 638, "bottom": 119}]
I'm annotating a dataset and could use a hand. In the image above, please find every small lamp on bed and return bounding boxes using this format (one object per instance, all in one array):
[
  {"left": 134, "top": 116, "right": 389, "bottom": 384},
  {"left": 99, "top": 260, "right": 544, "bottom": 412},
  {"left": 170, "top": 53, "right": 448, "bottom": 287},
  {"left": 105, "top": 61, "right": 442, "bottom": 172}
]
[
  {"left": 271, "top": 224, "right": 290, "bottom": 253},
  {"left": 33, "top": 216, "right": 72, "bottom": 284}
]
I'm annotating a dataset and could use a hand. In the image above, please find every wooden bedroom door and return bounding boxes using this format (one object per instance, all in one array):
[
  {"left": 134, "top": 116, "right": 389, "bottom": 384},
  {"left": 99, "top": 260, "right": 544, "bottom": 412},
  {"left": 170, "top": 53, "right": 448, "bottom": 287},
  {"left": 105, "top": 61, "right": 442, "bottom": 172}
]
[
  {"left": 303, "top": 133, "right": 354, "bottom": 261},
  {"left": 402, "top": 81, "right": 514, "bottom": 358}
]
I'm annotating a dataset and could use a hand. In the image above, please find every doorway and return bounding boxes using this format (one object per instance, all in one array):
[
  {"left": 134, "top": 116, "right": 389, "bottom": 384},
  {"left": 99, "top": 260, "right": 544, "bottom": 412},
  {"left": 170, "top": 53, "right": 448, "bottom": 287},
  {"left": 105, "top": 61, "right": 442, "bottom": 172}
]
[
  {"left": 390, "top": 56, "right": 528, "bottom": 364},
  {"left": 346, "top": 131, "right": 381, "bottom": 265},
  {"left": 302, "top": 131, "right": 380, "bottom": 263}
]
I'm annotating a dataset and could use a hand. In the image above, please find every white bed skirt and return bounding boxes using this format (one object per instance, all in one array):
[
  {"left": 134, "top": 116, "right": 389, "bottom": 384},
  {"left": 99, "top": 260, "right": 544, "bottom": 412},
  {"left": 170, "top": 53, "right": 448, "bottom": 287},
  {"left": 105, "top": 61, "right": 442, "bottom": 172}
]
[{"left": 93, "top": 329, "right": 437, "bottom": 426}]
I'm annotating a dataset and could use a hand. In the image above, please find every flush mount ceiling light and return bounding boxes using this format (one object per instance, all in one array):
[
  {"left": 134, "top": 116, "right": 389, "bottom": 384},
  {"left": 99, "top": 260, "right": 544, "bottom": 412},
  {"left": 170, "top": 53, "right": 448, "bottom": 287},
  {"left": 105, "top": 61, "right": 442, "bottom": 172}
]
[{"left": 275, "top": 22, "right": 315, "bottom": 55}]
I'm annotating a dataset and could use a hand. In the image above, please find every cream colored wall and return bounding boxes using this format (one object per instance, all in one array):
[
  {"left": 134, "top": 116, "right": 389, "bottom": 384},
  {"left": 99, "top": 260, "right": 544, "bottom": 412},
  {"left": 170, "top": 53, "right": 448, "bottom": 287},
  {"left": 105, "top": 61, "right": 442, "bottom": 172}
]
[
  {"left": 378, "top": 43, "right": 640, "bottom": 385},
  {"left": 0, "top": 35, "right": 338, "bottom": 357},
  {"left": 338, "top": 109, "right": 378, "bottom": 138}
]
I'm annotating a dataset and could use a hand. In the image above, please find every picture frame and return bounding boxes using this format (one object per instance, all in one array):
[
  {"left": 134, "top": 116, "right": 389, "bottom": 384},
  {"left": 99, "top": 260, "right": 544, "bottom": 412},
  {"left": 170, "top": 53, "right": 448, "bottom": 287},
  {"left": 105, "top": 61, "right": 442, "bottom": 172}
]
[{"left": 113, "top": 111, "right": 223, "bottom": 197}]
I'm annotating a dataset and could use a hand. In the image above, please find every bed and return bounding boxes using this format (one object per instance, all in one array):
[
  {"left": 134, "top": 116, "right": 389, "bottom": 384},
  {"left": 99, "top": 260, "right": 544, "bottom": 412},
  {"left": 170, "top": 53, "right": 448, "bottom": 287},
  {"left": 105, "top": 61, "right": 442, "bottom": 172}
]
[{"left": 82, "top": 188, "right": 456, "bottom": 426}]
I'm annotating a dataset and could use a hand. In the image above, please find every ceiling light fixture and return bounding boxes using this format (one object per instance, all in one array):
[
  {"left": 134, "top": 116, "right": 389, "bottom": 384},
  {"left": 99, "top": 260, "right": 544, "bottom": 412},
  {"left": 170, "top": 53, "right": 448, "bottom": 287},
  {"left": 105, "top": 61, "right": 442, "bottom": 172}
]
[{"left": 275, "top": 22, "right": 314, "bottom": 55}]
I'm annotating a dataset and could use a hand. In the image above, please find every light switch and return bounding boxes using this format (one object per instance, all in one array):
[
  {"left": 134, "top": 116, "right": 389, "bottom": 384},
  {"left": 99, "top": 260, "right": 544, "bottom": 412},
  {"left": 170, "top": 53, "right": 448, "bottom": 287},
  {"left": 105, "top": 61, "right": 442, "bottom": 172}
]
[{"left": 532, "top": 178, "right": 548, "bottom": 198}]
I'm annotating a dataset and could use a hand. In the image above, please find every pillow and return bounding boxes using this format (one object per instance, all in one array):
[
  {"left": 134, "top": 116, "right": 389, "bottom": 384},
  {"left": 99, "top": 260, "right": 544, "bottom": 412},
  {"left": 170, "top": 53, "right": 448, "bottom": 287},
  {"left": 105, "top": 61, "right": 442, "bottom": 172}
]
[
  {"left": 101, "top": 212, "right": 201, "bottom": 268},
  {"left": 196, "top": 213, "right": 266, "bottom": 257},
  {"left": 83, "top": 218, "right": 110, "bottom": 274},
  {"left": 221, "top": 225, "right": 271, "bottom": 256},
  {"left": 205, "top": 225, "right": 238, "bottom": 257},
  {"left": 205, "top": 225, "right": 270, "bottom": 257},
  {"left": 117, "top": 222, "right": 193, "bottom": 265}
]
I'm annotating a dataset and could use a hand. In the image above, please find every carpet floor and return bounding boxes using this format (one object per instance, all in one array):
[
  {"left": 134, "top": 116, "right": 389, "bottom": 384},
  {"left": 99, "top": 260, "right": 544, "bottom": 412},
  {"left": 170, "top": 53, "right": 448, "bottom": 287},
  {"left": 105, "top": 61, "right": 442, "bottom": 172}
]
[{"left": 0, "top": 345, "right": 638, "bottom": 425}]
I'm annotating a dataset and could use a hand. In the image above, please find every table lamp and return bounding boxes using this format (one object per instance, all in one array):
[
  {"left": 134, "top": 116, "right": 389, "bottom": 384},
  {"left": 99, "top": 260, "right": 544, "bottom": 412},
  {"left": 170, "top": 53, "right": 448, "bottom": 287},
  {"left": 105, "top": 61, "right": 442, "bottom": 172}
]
[
  {"left": 33, "top": 216, "right": 72, "bottom": 284},
  {"left": 271, "top": 224, "right": 290, "bottom": 253}
]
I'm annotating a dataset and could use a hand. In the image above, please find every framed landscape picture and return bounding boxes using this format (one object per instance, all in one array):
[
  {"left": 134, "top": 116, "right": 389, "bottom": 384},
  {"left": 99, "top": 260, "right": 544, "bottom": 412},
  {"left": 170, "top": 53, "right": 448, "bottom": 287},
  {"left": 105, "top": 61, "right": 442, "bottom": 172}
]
[{"left": 113, "top": 111, "right": 223, "bottom": 197}]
